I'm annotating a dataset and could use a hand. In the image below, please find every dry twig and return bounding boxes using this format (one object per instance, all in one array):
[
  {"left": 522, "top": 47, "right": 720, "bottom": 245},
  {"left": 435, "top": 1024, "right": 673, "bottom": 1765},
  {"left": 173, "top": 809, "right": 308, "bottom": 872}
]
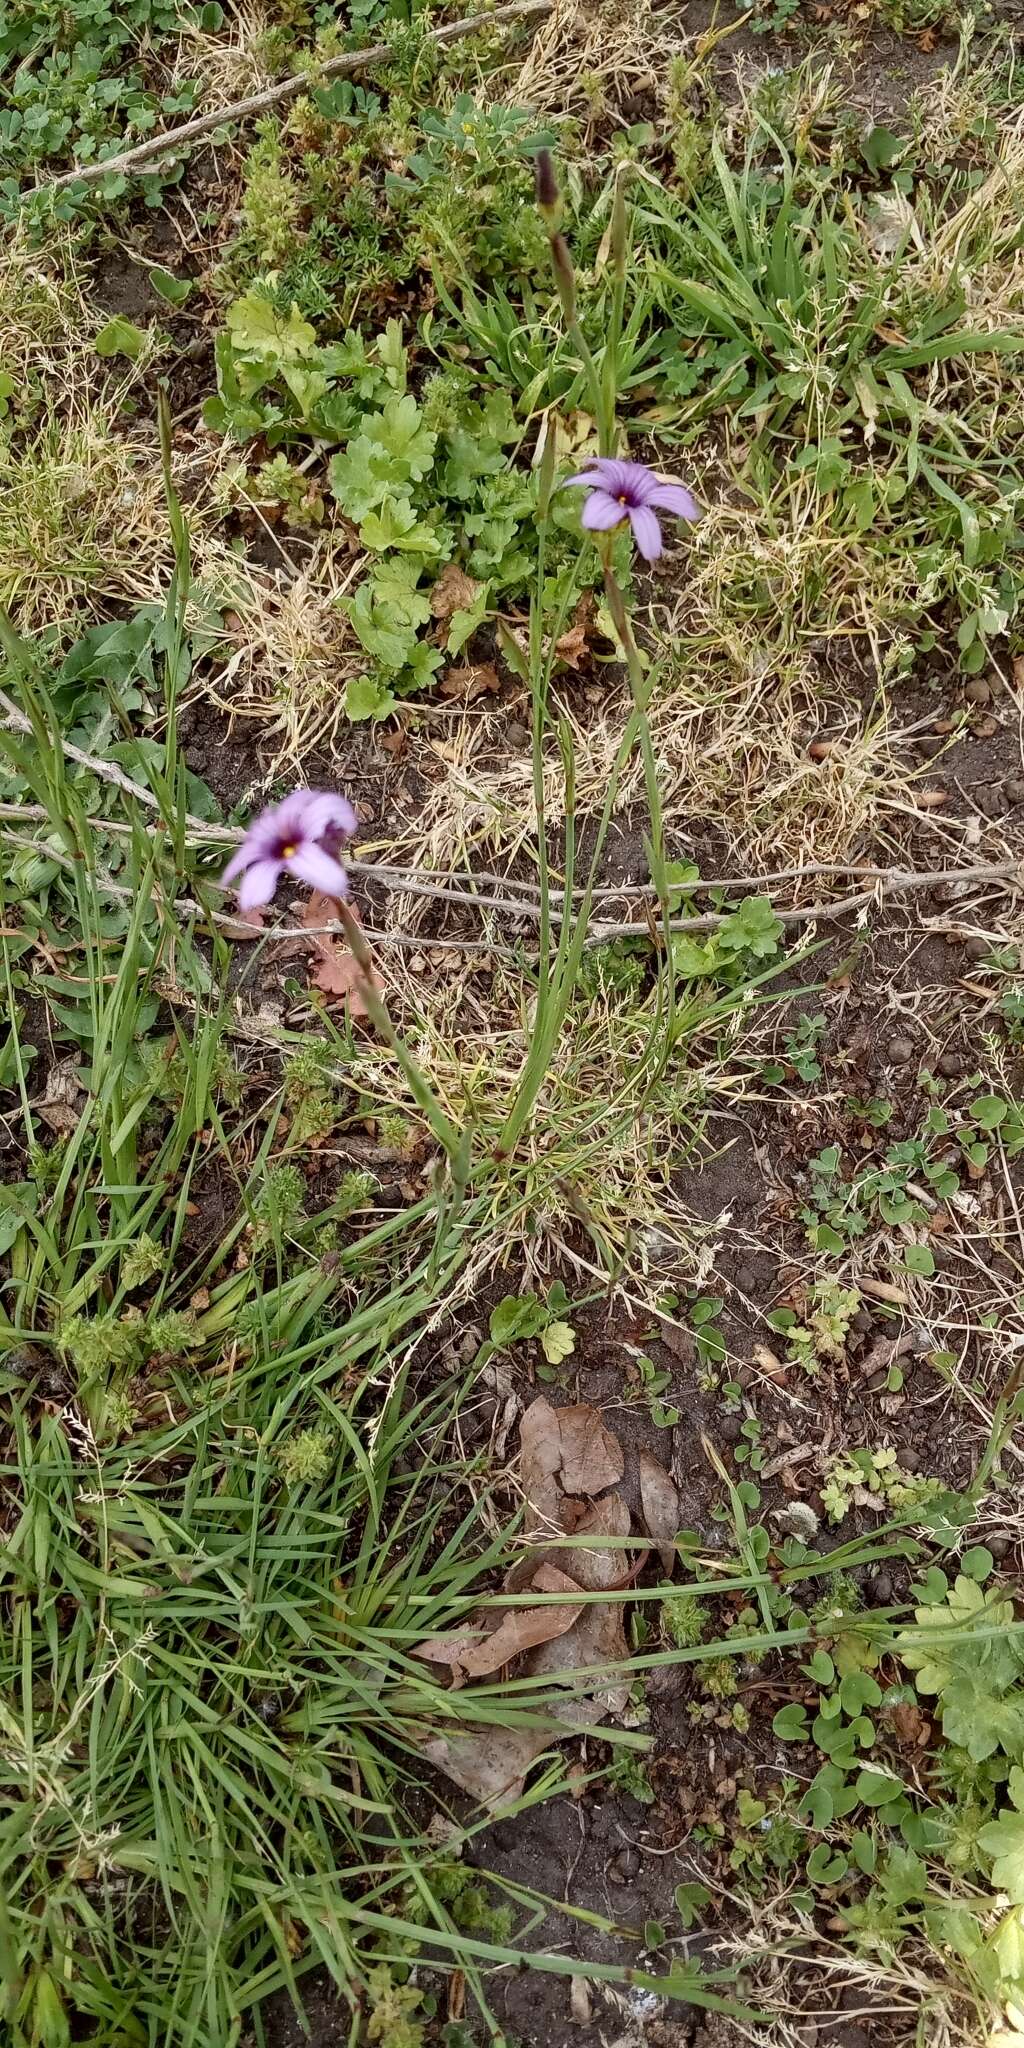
[{"left": 26, "top": 0, "right": 552, "bottom": 196}]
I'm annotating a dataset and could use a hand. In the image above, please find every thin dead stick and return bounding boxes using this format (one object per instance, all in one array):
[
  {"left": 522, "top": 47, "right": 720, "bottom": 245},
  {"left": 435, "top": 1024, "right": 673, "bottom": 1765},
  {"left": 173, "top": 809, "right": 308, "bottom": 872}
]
[
  {"left": 27, "top": 0, "right": 552, "bottom": 197},
  {"left": 1, "top": 785, "right": 1020, "bottom": 936},
  {"left": 3, "top": 718, "right": 1020, "bottom": 912},
  {"left": 583, "top": 861, "right": 1023, "bottom": 946}
]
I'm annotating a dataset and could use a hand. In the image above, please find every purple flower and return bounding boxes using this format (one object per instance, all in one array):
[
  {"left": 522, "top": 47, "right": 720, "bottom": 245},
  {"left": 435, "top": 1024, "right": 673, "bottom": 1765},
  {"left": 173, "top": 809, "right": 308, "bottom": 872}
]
[
  {"left": 565, "top": 458, "right": 698, "bottom": 563},
  {"left": 221, "top": 790, "right": 357, "bottom": 910}
]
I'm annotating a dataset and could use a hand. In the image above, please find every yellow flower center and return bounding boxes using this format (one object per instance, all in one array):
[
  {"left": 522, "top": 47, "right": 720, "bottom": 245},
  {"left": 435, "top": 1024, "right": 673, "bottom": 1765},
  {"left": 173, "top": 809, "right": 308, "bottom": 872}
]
[{"left": 281, "top": 842, "right": 298, "bottom": 858}]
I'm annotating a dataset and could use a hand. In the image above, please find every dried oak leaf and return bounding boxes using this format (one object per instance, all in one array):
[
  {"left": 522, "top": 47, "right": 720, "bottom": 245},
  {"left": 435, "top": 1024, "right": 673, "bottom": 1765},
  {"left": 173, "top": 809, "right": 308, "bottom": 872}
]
[
  {"left": 527, "top": 1494, "right": 632, "bottom": 1723},
  {"left": 519, "top": 1398, "right": 624, "bottom": 1535},
  {"left": 638, "top": 1448, "right": 680, "bottom": 1576},
  {"left": 302, "top": 892, "right": 383, "bottom": 1019},
  {"left": 440, "top": 662, "right": 500, "bottom": 703},
  {"left": 417, "top": 1723, "right": 560, "bottom": 1805},
  {"left": 554, "top": 593, "right": 596, "bottom": 671},
  {"left": 412, "top": 1565, "right": 584, "bottom": 1684},
  {"left": 35, "top": 1055, "right": 84, "bottom": 1136},
  {"left": 220, "top": 905, "right": 266, "bottom": 941},
  {"left": 430, "top": 562, "right": 481, "bottom": 619},
  {"left": 458, "top": 1566, "right": 585, "bottom": 1678},
  {"left": 889, "top": 1700, "right": 930, "bottom": 1746}
]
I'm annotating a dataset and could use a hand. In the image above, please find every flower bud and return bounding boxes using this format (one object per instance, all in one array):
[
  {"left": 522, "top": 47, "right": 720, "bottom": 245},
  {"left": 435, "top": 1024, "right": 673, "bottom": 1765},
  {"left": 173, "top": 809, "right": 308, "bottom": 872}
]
[
  {"left": 534, "top": 147, "right": 561, "bottom": 228},
  {"left": 550, "top": 232, "right": 576, "bottom": 327}
]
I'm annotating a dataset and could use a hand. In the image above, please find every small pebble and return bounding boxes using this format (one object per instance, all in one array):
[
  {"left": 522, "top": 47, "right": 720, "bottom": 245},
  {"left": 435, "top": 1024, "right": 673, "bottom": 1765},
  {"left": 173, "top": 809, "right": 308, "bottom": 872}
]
[
  {"left": 851, "top": 1308, "right": 873, "bottom": 1335},
  {"left": 1005, "top": 778, "right": 1024, "bottom": 806},
  {"left": 963, "top": 935, "right": 990, "bottom": 961},
  {"left": 916, "top": 736, "right": 942, "bottom": 760},
  {"left": 610, "top": 1845, "right": 641, "bottom": 1884},
  {"left": 965, "top": 678, "right": 992, "bottom": 706},
  {"left": 866, "top": 1369, "right": 889, "bottom": 1392},
  {"left": 736, "top": 1265, "right": 757, "bottom": 1293},
  {"left": 901, "top": 1448, "right": 921, "bottom": 1472},
  {"left": 736, "top": 1364, "right": 755, "bottom": 1389},
  {"left": 870, "top": 1570, "right": 893, "bottom": 1604},
  {"left": 718, "top": 1414, "right": 742, "bottom": 1443},
  {"left": 889, "top": 1037, "right": 915, "bottom": 1064},
  {"left": 937, "top": 1050, "right": 963, "bottom": 1078},
  {"left": 505, "top": 723, "right": 530, "bottom": 749},
  {"left": 988, "top": 1532, "right": 1012, "bottom": 1560}
]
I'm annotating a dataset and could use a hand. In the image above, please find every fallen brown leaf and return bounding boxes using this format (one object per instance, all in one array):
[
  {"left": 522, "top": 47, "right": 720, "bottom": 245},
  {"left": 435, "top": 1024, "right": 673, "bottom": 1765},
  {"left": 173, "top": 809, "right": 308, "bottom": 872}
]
[
  {"left": 519, "top": 1398, "right": 625, "bottom": 1539},
  {"left": 418, "top": 1407, "right": 637, "bottom": 1804},
  {"left": 554, "top": 593, "right": 596, "bottom": 671},
  {"left": 309, "top": 947, "right": 383, "bottom": 1017},
  {"left": 302, "top": 893, "right": 383, "bottom": 1019},
  {"left": 528, "top": 1495, "right": 632, "bottom": 1722},
  {"left": 751, "top": 1343, "right": 787, "bottom": 1381},
  {"left": 440, "top": 662, "right": 500, "bottom": 703},
  {"left": 416, "top": 1725, "right": 559, "bottom": 1805},
  {"left": 638, "top": 1449, "right": 680, "bottom": 1576},
  {"left": 220, "top": 905, "right": 266, "bottom": 940},
  {"left": 657, "top": 1319, "right": 696, "bottom": 1368},
  {"left": 569, "top": 1977, "right": 593, "bottom": 2027},
  {"left": 412, "top": 1565, "right": 585, "bottom": 1684},
  {"left": 555, "top": 1405, "right": 625, "bottom": 1498},
  {"left": 890, "top": 1700, "right": 930, "bottom": 1745},
  {"left": 35, "top": 1055, "right": 84, "bottom": 1136},
  {"left": 519, "top": 1395, "right": 567, "bottom": 1534},
  {"left": 413, "top": 1630, "right": 484, "bottom": 1683},
  {"left": 458, "top": 1579, "right": 585, "bottom": 1678},
  {"left": 430, "top": 562, "right": 481, "bottom": 619}
]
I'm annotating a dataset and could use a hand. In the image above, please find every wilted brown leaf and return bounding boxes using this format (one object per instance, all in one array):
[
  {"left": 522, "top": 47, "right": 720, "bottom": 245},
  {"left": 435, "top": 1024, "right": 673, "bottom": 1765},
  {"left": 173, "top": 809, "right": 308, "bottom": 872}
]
[
  {"left": 412, "top": 1565, "right": 585, "bottom": 1684},
  {"left": 413, "top": 1630, "right": 484, "bottom": 1684},
  {"left": 440, "top": 662, "right": 500, "bottom": 703},
  {"left": 890, "top": 1700, "right": 930, "bottom": 1745},
  {"left": 519, "top": 1396, "right": 566, "bottom": 1534},
  {"left": 555, "top": 1406, "right": 625, "bottom": 1497},
  {"left": 554, "top": 593, "right": 596, "bottom": 671},
  {"left": 638, "top": 1449, "right": 680, "bottom": 1575},
  {"left": 418, "top": 1419, "right": 637, "bottom": 1803},
  {"left": 528, "top": 1495, "right": 632, "bottom": 1721},
  {"left": 302, "top": 893, "right": 383, "bottom": 1019},
  {"left": 416, "top": 1725, "right": 559, "bottom": 1806},
  {"left": 459, "top": 1574, "right": 585, "bottom": 1679},
  {"left": 35, "top": 1055, "right": 84, "bottom": 1136},
  {"left": 220, "top": 905, "right": 266, "bottom": 940},
  {"left": 569, "top": 1978, "right": 593, "bottom": 2027},
  {"left": 309, "top": 947, "right": 382, "bottom": 1016},
  {"left": 430, "top": 562, "right": 481, "bottom": 619},
  {"left": 519, "top": 1399, "right": 624, "bottom": 1536}
]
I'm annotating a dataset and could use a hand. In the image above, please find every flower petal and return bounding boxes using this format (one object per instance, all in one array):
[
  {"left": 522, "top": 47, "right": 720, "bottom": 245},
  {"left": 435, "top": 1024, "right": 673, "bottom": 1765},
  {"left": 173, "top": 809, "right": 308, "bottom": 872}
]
[
  {"left": 580, "top": 488, "right": 628, "bottom": 532},
  {"left": 221, "top": 844, "right": 252, "bottom": 885},
  {"left": 565, "top": 468, "right": 611, "bottom": 491},
  {"left": 613, "top": 460, "right": 659, "bottom": 503},
  {"left": 288, "top": 844, "right": 351, "bottom": 900},
  {"left": 273, "top": 790, "right": 317, "bottom": 837},
  {"left": 628, "top": 504, "right": 663, "bottom": 561},
  {"left": 299, "top": 791, "right": 358, "bottom": 841},
  {"left": 236, "top": 858, "right": 282, "bottom": 909},
  {"left": 646, "top": 481, "right": 699, "bottom": 521}
]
